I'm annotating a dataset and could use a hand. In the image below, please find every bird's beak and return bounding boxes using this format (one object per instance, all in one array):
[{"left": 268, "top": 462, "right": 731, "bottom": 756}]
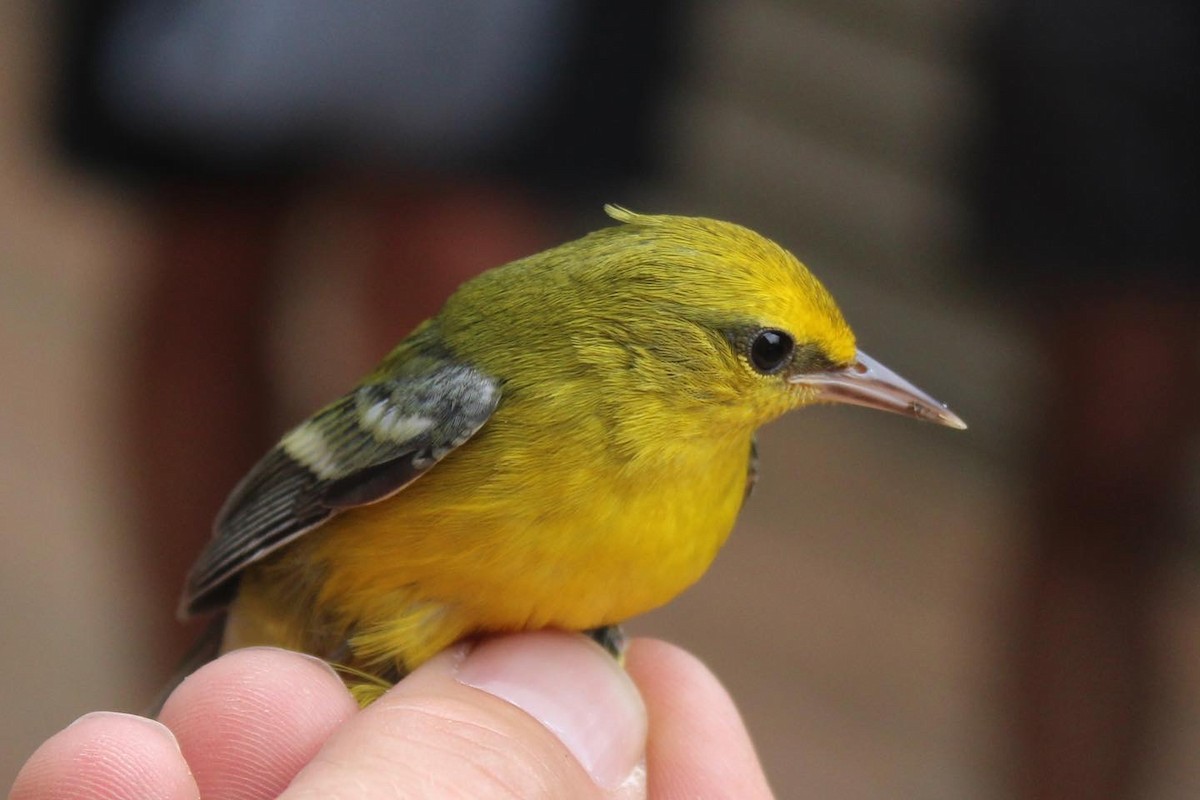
[{"left": 788, "top": 349, "right": 967, "bottom": 430}]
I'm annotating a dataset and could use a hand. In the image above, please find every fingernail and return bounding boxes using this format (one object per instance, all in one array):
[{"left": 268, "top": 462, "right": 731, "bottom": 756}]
[
  {"left": 456, "top": 631, "right": 647, "bottom": 790},
  {"left": 68, "top": 711, "right": 182, "bottom": 751},
  {"left": 239, "top": 646, "right": 345, "bottom": 681}
]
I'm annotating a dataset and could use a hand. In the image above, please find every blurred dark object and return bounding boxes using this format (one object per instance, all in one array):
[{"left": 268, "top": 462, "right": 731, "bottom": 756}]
[
  {"left": 55, "top": 1, "right": 685, "bottom": 196},
  {"left": 968, "top": 1, "right": 1199, "bottom": 798},
  {"left": 971, "top": 0, "right": 1198, "bottom": 291},
  {"left": 50, "top": 0, "right": 688, "bottom": 686}
]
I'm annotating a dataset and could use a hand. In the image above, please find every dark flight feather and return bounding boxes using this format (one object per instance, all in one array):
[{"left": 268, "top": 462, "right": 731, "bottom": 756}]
[{"left": 180, "top": 358, "right": 500, "bottom": 617}]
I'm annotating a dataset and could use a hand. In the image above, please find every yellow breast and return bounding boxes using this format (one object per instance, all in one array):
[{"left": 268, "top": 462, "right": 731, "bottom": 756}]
[{"left": 309, "top": 423, "right": 750, "bottom": 631}]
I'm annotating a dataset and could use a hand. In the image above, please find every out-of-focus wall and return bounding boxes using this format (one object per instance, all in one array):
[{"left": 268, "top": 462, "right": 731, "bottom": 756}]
[{"left": 0, "top": 0, "right": 156, "bottom": 784}]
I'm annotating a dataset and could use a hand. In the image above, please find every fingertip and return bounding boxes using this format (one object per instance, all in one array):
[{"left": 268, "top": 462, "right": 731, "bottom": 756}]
[
  {"left": 161, "top": 646, "right": 354, "bottom": 723},
  {"left": 626, "top": 638, "right": 774, "bottom": 799},
  {"left": 160, "top": 647, "right": 356, "bottom": 799},
  {"left": 11, "top": 712, "right": 196, "bottom": 800},
  {"left": 161, "top": 646, "right": 357, "bottom": 741},
  {"left": 625, "top": 637, "right": 741, "bottom": 733}
]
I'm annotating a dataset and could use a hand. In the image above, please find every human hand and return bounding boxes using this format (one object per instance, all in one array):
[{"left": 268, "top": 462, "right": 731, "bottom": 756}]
[{"left": 9, "top": 632, "right": 774, "bottom": 799}]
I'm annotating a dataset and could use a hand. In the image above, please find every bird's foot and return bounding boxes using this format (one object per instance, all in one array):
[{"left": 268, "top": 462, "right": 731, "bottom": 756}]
[{"left": 585, "top": 625, "right": 628, "bottom": 665}]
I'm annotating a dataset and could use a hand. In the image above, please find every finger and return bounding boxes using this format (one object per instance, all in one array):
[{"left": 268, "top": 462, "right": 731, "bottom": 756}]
[
  {"left": 281, "top": 630, "right": 648, "bottom": 799},
  {"left": 158, "top": 647, "right": 357, "bottom": 800},
  {"left": 625, "top": 638, "right": 775, "bottom": 799},
  {"left": 9, "top": 712, "right": 197, "bottom": 800}
]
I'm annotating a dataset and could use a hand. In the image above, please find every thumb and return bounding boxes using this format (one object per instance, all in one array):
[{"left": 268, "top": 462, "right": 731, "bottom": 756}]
[{"left": 281, "top": 631, "right": 648, "bottom": 799}]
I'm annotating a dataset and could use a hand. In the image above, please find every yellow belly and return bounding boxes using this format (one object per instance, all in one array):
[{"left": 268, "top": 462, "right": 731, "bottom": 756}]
[{"left": 227, "top": 421, "right": 751, "bottom": 676}]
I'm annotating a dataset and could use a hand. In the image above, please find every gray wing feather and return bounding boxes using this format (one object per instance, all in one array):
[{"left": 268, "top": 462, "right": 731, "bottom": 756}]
[{"left": 180, "top": 361, "right": 500, "bottom": 617}]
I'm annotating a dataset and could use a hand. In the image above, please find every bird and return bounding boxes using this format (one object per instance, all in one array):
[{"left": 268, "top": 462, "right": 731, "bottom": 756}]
[{"left": 175, "top": 205, "right": 965, "bottom": 704}]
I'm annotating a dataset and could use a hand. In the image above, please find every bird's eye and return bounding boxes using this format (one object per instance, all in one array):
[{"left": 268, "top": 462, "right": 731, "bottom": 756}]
[{"left": 749, "top": 329, "right": 795, "bottom": 374}]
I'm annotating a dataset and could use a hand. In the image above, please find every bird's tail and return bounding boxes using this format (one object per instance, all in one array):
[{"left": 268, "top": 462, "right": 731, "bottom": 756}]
[{"left": 144, "top": 614, "right": 226, "bottom": 718}]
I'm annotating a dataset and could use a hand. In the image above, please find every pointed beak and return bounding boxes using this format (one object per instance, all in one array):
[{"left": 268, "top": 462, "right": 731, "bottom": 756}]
[{"left": 788, "top": 349, "right": 967, "bottom": 430}]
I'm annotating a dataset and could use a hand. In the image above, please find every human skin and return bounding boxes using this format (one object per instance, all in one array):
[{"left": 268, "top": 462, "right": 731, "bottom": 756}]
[{"left": 9, "top": 633, "right": 775, "bottom": 799}]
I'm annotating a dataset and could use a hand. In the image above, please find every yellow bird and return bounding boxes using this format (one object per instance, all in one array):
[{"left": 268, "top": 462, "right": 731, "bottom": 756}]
[{"left": 177, "top": 206, "right": 965, "bottom": 704}]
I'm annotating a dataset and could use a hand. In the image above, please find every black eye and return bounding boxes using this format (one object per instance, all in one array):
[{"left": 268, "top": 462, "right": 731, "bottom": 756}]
[{"left": 749, "top": 329, "right": 794, "bottom": 374}]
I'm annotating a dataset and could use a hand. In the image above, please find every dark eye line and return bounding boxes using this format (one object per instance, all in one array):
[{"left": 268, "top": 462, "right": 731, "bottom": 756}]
[{"left": 789, "top": 343, "right": 837, "bottom": 373}]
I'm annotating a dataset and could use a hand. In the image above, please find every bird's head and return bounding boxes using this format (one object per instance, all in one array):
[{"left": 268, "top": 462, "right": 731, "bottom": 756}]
[
  {"left": 445, "top": 206, "right": 964, "bottom": 435},
  {"left": 586, "top": 207, "right": 964, "bottom": 431}
]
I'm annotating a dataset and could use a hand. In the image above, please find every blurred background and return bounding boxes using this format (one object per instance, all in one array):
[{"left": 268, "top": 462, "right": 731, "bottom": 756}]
[{"left": 2, "top": 1, "right": 1197, "bottom": 797}]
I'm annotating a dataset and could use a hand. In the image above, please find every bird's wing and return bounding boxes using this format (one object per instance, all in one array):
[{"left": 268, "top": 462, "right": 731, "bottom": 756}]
[{"left": 180, "top": 359, "right": 501, "bottom": 616}]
